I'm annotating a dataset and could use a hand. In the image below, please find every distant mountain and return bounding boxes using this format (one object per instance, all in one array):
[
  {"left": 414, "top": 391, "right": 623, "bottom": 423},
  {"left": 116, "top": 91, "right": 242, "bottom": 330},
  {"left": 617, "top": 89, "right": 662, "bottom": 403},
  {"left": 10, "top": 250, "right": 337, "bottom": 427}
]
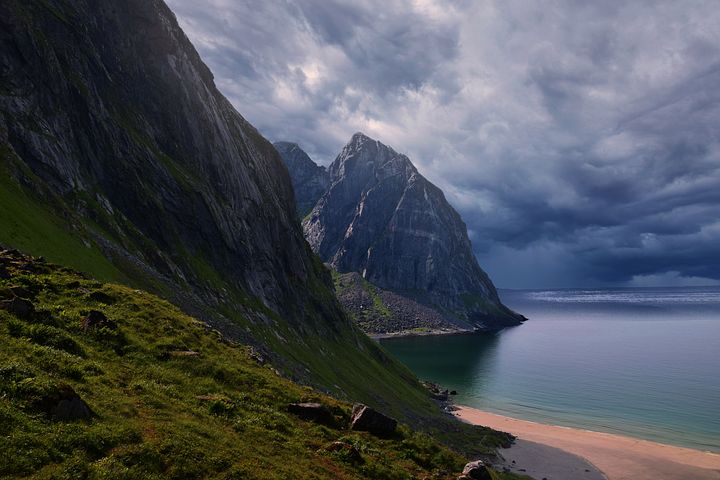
[
  {"left": 274, "top": 142, "right": 329, "bottom": 217},
  {"left": 302, "top": 133, "right": 525, "bottom": 332}
]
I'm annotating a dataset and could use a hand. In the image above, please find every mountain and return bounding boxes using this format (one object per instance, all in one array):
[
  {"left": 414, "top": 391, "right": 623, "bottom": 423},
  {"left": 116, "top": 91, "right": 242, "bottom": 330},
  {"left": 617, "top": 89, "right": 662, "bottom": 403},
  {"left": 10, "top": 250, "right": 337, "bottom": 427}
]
[
  {"left": 303, "top": 133, "right": 525, "bottom": 332},
  {"left": 0, "top": 0, "right": 494, "bottom": 436},
  {"left": 274, "top": 142, "right": 329, "bottom": 217}
]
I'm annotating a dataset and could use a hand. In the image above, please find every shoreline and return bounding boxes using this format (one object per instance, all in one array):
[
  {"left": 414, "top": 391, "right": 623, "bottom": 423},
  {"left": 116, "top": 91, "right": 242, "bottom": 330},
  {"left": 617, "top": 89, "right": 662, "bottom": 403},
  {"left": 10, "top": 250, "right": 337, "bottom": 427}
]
[
  {"left": 368, "top": 327, "right": 474, "bottom": 340},
  {"left": 455, "top": 405, "right": 720, "bottom": 480}
]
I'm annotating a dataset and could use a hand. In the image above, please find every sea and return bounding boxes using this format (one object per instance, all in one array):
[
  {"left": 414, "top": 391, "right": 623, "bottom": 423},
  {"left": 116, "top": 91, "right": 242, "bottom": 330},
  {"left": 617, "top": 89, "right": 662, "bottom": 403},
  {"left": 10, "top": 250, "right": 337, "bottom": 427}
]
[{"left": 379, "top": 287, "right": 720, "bottom": 452}]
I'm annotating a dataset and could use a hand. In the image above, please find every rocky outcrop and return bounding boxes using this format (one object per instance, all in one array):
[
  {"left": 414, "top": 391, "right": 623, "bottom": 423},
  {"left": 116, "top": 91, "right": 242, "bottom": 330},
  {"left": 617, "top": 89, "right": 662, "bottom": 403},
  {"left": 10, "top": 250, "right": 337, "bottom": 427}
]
[
  {"left": 459, "top": 460, "right": 493, "bottom": 480},
  {"left": 350, "top": 403, "right": 397, "bottom": 435},
  {"left": 274, "top": 142, "right": 330, "bottom": 217},
  {"left": 304, "top": 133, "right": 525, "bottom": 332}
]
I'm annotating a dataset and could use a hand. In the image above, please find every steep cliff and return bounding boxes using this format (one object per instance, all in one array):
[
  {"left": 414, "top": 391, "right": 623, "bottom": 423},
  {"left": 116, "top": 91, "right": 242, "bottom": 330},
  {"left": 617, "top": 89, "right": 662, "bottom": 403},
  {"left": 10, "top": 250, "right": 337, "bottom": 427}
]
[
  {"left": 0, "top": 0, "right": 460, "bottom": 427},
  {"left": 274, "top": 141, "right": 329, "bottom": 217},
  {"left": 304, "top": 133, "right": 525, "bottom": 331}
]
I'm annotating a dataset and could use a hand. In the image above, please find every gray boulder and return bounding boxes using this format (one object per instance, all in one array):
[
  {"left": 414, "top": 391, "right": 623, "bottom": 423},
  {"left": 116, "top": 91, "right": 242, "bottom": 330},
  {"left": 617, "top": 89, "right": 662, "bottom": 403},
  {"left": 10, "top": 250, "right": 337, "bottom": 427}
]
[
  {"left": 459, "top": 460, "right": 493, "bottom": 480},
  {"left": 350, "top": 403, "right": 397, "bottom": 435}
]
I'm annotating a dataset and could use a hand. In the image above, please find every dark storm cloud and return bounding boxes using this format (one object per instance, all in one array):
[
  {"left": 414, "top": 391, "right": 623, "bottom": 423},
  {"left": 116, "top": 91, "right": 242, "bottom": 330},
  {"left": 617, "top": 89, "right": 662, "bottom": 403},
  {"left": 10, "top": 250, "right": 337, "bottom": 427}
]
[{"left": 166, "top": 0, "right": 720, "bottom": 288}]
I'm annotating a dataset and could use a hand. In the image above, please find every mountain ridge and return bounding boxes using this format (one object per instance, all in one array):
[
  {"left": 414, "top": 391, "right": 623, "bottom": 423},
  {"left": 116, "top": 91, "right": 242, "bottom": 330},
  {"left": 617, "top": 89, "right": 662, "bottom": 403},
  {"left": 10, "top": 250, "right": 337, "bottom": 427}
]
[{"left": 273, "top": 141, "right": 330, "bottom": 217}]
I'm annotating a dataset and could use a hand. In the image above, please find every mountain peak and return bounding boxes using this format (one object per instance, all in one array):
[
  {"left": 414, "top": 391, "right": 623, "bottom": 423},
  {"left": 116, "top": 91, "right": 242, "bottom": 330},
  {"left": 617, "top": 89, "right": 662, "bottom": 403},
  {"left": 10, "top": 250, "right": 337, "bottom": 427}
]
[
  {"left": 304, "top": 137, "right": 526, "bottom": 332},
  {"left": 351, "top": 131, "right": 373, "bottom": 142}
]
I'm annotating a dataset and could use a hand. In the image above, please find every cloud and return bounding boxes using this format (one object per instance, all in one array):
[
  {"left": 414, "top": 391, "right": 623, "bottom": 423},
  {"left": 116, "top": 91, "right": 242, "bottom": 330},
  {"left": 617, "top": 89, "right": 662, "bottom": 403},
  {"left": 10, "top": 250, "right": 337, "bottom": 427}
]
[{"left": 166, "top": 0, "right": 720, "bottom": 288}]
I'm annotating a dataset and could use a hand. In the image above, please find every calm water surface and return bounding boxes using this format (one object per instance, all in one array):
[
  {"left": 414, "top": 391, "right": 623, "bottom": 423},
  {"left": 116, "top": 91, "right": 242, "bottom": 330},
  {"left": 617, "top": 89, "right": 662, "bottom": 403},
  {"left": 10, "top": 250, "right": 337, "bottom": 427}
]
[{"left": 380, "top": 287, "right": 720, "bottom": 451}]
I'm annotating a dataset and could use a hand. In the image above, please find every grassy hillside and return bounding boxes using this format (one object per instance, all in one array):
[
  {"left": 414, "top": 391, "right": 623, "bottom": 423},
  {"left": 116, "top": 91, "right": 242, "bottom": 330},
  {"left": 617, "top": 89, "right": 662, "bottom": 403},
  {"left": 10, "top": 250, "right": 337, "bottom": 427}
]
[{"left": 0, "top": 250, "right": 526, "bottom": 479}]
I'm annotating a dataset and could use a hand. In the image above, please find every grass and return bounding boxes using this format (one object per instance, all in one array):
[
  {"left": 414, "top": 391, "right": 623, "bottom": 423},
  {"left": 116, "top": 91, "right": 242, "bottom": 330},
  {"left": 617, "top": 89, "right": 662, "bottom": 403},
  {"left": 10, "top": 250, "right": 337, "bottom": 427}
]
[
  {"left": 0, "top": 148, "right": 128, "bottom": 284},
  {"left": 0, "top": 251, "right": 527, "bottom": 479}
]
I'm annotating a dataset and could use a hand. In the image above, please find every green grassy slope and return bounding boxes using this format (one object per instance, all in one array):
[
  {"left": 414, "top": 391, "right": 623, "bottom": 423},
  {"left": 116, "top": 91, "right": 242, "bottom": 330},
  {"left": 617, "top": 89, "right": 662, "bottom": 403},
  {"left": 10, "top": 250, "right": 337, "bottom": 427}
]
[
  {"left": 0, "top": 250, "right": 526, "bottom": 479},
  {"left": 0, "top": 153, "right": 127, "bottom": 284}
]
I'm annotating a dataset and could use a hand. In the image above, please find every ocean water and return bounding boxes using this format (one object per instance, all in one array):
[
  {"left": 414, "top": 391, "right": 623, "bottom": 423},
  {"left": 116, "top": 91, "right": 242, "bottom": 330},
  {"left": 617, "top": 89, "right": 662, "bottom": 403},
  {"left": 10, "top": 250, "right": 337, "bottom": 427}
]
[{"left": 380, "top": 287, "right": 720, "bottom": 452}]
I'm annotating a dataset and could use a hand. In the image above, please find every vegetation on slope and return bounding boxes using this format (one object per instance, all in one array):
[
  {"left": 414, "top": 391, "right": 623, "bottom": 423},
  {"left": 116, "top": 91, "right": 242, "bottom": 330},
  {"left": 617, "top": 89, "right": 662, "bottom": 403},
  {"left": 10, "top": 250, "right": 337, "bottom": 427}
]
[{"left": 0, "top": 250, "right": 527, "bottom": 479}]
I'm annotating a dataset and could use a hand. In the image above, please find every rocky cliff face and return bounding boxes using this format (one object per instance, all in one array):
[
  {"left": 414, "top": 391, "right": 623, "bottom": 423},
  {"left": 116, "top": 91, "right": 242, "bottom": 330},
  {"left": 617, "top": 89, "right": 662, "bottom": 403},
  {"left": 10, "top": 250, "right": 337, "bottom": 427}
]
[
  {"left": 0, "top": 0, "right": 446, "bottom": 420},
  {"left": 274, "top": 142, "right": 329, "bottom": 217},
  {"left": 0, "top": 0, "right": 311, "bottom": 315},
  {"left": 304, "top": 133, "right": 525, "bottom": 331}
]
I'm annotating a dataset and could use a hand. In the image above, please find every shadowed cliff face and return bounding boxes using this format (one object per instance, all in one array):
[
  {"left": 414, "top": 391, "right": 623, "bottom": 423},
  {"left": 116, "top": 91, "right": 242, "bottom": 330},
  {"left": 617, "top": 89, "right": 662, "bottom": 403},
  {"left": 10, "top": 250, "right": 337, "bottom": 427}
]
[
  {"left": 274, "top": 142, "right": 329, "bottom": 218},
  {"left": 303, "top": 133, "right": 525, "bottom": 331},
  {"left": 0, "top": 0, "right": 315, "bottom": 315}
]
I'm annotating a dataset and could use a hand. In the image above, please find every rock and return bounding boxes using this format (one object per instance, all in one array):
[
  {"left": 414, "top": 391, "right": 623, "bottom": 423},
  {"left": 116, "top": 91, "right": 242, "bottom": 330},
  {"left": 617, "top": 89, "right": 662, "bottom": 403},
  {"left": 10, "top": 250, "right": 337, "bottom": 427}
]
[
  {"left": 38, "top": 385, "right": 93, "bottom": 421},
  {"left": 0, "top": 265, "right": 10, "bottom": 279},
  {"left": 88, "top": 291, "right": 116, "bottom": 304},
  {"left": 350, "top": 403, "right": 397, "bottom": 435},
  {"left": 0, "top": 296, "right": 35, "bottom": 319},
  {"left": 248, "top": 348, "right": 267, "bottom": 365},
  {"left": 288, "top": 402, "right": 335, "bottom": 426},
  {"left": 461, "top": 460, "right": 493, "bottom": 480},
  {"left": 53, "top": 395, "right": 93, "bottom": 421},
  {"left": 169, "top": 350, "right": 201, "bottom": 357},
  {"left": 9, "top": 286, "right": 31, "bottom": 298},
  {"left": 322, "top": 441, "right": 363, "bottom": 464},
  {"left": 81, "top": 310, "right": 116, "bottom": 330}
]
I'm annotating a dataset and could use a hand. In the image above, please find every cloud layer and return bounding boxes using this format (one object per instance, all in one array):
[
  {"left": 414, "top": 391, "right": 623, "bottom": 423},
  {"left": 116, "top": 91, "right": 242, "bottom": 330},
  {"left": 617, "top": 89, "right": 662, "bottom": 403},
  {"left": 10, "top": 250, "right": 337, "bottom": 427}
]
[{"left": 166, "top": 0, "right": 720, "bottom": 288}]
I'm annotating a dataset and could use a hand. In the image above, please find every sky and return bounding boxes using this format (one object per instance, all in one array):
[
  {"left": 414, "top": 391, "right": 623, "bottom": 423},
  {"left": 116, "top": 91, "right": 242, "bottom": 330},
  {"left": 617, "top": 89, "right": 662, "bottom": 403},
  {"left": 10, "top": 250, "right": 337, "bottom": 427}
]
[{"left": 166, "top": 0, "right": 720, "bottom": 289}]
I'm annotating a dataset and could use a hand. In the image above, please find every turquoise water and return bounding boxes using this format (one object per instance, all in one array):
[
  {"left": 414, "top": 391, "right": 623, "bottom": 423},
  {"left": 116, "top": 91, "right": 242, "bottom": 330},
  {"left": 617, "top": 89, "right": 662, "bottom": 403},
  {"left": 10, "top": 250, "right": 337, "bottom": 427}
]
[{"left": 380, "top": 287, "right": 720, "bottom": 452}]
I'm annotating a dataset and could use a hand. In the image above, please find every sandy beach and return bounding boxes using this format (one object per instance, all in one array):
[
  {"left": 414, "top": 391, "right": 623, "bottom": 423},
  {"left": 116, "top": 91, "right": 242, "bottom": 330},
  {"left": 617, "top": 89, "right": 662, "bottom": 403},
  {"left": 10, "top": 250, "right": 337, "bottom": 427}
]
[{"left": 455, "top": 406, "right": 720, "bottom": 480}]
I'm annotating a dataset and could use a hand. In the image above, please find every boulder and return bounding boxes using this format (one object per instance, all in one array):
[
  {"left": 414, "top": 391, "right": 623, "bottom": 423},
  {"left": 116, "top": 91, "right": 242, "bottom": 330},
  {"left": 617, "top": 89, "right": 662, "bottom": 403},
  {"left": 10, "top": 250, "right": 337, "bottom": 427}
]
[
  {"left": 459, "top": 460, "right": 493, "bottom": 480},
  {"left": 81, "top": 310, "right": 116, "bottom": 330},
  {"left": 432, "top": 390, "right": 449, "bottom": 401},
  {"left": 0, "top": 296, "right": 35, "bottom": 319},
  {"left": 288, "top": 402, "right": 335, "bottom": 426},
  {"left": 88, "top": 291, "right": 116, "bottom": 304},
  {"left": 53, "top": 395, "right": 93, "bottom": 421},
  {"left": 37, "top": 384, "right": 93, "bottom": 421},
  {"left": 350, "top": 403, "right": 397, "bottom": 435}
]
